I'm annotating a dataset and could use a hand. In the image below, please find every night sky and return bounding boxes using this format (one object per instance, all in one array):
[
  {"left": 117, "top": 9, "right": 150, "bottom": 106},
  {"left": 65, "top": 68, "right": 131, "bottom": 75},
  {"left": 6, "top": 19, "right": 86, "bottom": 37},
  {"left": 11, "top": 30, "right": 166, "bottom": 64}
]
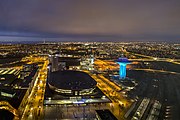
[{"left": 0, "top": 0, "right": 180, "bottom": 42}]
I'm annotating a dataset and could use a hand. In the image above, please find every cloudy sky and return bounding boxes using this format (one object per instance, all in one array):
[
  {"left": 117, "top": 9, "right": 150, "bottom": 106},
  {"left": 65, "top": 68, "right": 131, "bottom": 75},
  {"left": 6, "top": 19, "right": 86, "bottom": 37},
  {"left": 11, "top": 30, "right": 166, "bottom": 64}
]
[{"left": 0, "top": 0, "right": 180, "bottom": 42}]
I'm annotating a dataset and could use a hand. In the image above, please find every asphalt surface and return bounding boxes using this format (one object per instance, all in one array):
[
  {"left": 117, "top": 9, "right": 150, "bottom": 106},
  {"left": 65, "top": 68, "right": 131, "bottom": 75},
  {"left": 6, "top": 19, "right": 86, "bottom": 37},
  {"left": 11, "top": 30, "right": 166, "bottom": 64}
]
[{"left": 126, "top": 67, "right": 180, "bottom": 120}]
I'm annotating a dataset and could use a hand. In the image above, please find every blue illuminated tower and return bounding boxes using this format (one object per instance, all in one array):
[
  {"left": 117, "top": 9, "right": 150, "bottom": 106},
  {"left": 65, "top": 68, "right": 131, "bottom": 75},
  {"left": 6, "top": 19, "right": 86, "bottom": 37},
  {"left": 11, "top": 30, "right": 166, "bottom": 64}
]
[{"left": 116, "top": 57, "right": 131, "bottom": 79}]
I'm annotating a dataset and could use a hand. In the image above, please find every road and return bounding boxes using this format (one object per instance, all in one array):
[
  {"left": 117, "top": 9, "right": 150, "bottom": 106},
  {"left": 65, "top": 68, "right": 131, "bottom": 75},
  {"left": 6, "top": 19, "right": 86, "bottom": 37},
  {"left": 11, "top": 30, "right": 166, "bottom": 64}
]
[
  {"left": 86, "top": 72, "right": 132, "bottom": 120},
  {"left": 126, "top": 51, "right": 180, "bottom": 65},
  {"left": 21, "top": 57, "right": 48, "bottom": 120},
  {"left": 134, "top": 68, "right": 180, "bottom": 75}
]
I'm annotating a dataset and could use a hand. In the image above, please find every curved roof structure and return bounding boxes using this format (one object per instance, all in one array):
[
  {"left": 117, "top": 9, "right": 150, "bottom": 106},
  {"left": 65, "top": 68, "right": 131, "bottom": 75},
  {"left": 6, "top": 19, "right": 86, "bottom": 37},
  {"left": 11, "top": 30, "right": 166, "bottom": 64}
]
[
  {"left": 48, "top": 70, "right": 96, "bottom": 90},
  {"left": 115, "top": 57, "right": 131, "bottom": 63}
]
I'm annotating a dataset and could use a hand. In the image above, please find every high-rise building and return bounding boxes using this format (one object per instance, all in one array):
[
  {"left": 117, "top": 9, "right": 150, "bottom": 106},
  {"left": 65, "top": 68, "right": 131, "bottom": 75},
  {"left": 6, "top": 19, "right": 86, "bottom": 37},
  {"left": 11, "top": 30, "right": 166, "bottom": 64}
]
[
  {"left": 49, "top": 51, "right": 61, "bottom": 72},
  {"left": 51, "top": 56, "right": 59, "bottom": 72}
]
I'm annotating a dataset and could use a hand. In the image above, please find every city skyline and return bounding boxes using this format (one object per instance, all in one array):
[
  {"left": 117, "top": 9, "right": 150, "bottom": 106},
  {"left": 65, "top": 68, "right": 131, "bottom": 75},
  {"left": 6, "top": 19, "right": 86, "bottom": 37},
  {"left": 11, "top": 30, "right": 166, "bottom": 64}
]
[
  {"left": 0, "top": 0, "right": 180, "bottom": 42},
  {"left": 0, "top": 42, "right": 179, "bottom": 119}
]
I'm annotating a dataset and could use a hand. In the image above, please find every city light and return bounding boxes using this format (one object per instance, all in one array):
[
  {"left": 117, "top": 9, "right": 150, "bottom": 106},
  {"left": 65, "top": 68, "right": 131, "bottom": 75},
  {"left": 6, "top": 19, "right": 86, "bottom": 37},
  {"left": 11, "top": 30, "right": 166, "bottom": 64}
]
[{"left": 0, "top": 42, "right": 179, "bottom": 120}]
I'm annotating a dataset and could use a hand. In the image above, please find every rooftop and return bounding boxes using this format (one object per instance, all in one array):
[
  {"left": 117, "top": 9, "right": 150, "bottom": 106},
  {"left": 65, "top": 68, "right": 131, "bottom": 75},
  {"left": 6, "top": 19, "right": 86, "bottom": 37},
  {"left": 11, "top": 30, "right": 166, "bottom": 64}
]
[
  {"left": 0, "top": 68, "right": 20, "bottom": 85},
  {"left": 0, "top": 68, "right": 20, "bottom": 76},
  {"left": 48, "top": 70, "right": 96, "bottom": 90},
  {"left": 96, "top": 109, "right": 118, "bottom": 120},
  {"left": 116, "top": 57, "right": 131, "bottom": 63}
]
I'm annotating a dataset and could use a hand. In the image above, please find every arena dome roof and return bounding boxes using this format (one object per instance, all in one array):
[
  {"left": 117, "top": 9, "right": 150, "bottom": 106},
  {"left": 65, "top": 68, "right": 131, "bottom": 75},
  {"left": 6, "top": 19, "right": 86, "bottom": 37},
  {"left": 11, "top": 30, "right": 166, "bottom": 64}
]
[{"left": 48, "top": 70, "right": 97, "bottom": 91}]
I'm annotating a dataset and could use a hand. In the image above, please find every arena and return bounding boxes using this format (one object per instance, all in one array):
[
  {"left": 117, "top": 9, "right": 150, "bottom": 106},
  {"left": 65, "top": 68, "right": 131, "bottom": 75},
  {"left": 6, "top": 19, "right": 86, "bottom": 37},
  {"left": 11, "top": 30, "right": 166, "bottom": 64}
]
[{"left": 48, "top": 70, "right": 97, "bottom": 96}]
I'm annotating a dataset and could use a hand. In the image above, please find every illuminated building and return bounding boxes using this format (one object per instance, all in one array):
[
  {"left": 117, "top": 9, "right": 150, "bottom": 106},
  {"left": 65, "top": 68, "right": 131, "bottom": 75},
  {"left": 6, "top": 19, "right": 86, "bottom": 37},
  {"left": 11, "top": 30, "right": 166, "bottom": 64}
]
[
  {"left": 80, "top": 55, "right": 94, "bottom": 71},
  {"left": 44, "top": 70, "right": 111, "bottom": 119},
  {"left": 44, "top": 70, "right": 110, "bottom": 106},
  {"left": 48, "top": 70, "right": 97, "bottom": 96},
  {"left": 90, "top": 55, "right": 94, "bottom": 64},
  {"left": 116, "top": 57, "right": 131, "bottom": 79}
]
